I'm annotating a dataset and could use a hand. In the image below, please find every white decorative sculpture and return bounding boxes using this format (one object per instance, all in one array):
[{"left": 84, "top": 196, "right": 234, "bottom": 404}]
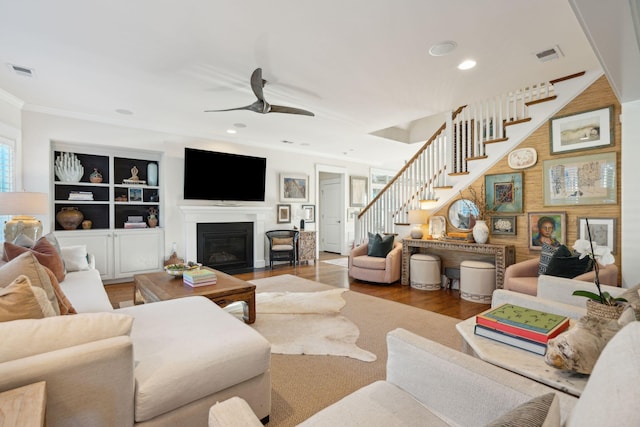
[{"left": 55, "top": 152, "right": 84, "bottom": 182}]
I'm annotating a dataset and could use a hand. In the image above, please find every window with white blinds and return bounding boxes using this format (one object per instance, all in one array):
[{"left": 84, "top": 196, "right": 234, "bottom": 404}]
[{"left": 0, "top": 136, "right": 16, "bottom": 241}]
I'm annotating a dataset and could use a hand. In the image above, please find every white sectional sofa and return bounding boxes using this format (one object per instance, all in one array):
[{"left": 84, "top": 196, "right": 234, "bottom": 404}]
[{"left": 0, "top": 249, "right": 271, "bottom": 427}]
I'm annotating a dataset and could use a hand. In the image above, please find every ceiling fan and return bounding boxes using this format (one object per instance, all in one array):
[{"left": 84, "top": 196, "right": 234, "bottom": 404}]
[{"left": 205, "top": 68, "right": 315, "bottom": 117}]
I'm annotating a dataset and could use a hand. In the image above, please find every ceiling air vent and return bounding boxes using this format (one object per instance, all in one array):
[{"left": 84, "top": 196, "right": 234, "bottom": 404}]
[
  {"left": 8, "top": 63, "right": 35, "bottom": 77},
  {"left": 535, "top": 46, "right": 564, "bottom": 63}
]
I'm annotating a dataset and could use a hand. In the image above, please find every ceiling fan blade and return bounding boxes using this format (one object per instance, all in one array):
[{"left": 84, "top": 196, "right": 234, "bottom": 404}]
[
  {"left": 250, "top": 68, "right": 266, "bottom": 102},
  {"left": 205, "top": 100, "right": 267, "bottom": 114},
  {"left": 204, "top": 105, "right": 254, "bottom": 113},
  {"left": 269, "top": 104, "right": 315, "bottom": 116}
]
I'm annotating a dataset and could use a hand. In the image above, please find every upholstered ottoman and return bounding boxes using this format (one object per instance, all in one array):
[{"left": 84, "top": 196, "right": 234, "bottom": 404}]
[
  {"left": 410, "top": 254, "right": 441, "bottom": 290},
  {"left": 460, "top": 260, "right": 496, "bottom": 303}
]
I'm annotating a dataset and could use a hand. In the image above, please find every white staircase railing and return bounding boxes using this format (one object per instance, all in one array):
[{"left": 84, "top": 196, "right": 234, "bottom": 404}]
[{"left": 355, "top": 72, "right": 585, "bottom": 244}]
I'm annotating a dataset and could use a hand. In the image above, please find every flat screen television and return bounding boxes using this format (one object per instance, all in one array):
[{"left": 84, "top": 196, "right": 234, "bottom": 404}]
[{"left": 183, "top": 148, "right": 267, "bottom": 201}]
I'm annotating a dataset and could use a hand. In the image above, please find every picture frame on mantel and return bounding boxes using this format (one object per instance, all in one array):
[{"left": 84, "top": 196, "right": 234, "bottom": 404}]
[
  {"left": 280, "top": 173, "right": 309, "bottom": 202},
  {"left": 549, "top": 106, "right": 614, "bottom": 154}
]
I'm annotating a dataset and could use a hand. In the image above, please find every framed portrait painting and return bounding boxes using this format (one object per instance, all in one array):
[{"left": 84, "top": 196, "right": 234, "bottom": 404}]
[
  {"left": 280, "top": 173, "right": 308, "bottom": 202},
  {"left": 550, "top": 106, "right": 614, "bottom": 154},
  {"left": 484, "top": 172, "right": 523, "bottom": 213},
  {"left": 277, "top": 204, "right": 291, "bottom": 223},
  {"left": 528, "top": 212, "right": 566, "bottom": 250},
  {"left": 578, "top": 217, "right": 616, "bottom": 254}
]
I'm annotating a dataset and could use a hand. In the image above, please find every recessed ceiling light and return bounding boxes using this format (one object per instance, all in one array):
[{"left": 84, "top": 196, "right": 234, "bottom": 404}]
[
  {"left": 429, "top": 41, "right": 457, "bottom": 57},
  {"left": 115, "top": 108, "right": 133, "bottom": 115},
  {"left": 233, "top": 123, "right": 247, "bottom": 128},
  {"left": 282, "top": 140, "right": 294, "bottom": 144},
  {"left": 458, "top": 59, "right": 477, "bottom": 70},
  {"left": 226, "top": 129, "right": 237, "bottom": 134}
]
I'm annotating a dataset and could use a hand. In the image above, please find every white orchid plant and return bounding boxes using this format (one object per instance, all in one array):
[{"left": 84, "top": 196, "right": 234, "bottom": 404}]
[{"left": 571, "top": 219, "right": 625, "bottom": 306}]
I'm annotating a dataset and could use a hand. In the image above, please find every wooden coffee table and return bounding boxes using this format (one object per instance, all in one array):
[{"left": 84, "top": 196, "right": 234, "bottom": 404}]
[{"left": 133, "top": 267, "right": 256, "bottom": 324}]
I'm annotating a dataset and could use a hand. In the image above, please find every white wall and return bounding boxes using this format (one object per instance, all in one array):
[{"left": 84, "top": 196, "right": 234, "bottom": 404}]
[
  {"left": 19, "top": 111, "right": 370, "bottom": 260},
  {"left": 621, "top": 100, "right": 640, "bottom": 287}
]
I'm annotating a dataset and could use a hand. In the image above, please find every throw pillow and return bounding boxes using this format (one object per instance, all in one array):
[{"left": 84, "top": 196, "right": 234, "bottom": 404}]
[
  {"left": 0, "top": 276, "right": 48, "bottom": 322},
  {"left": 272, "top": 237, "right": 294, "bottom": 246},
  {"left": 538, "top": 243, "right": 560, "bottom": 276},
  {"left": 42, "top": 266, "right": 77, "bottom": 315},
  {"left": 620, "top": 283, "right": 640, "bottom": 320},
  {"left": 0, "top": 251, "right": 60, "bottom": 315},
  {"left": 367, "top": 232, "right": 395, "bottom": 258},
  {"left": 61, "top": 245, "right": 90, "bottom": 272},
  {"left": 12, "top": 233, "right": 35, "bottom": 248},
  {"left": 0, "top": 312, "right": 134, "bottom": 363},
  {"left": 484, "top": 393, "right": 560, "bottom": 427},
  {"left": 3, "top": 237, "right": 66, "bottom": 282},
  {"left": 545, "top": 245, "right": 593, "bottom": 279}
]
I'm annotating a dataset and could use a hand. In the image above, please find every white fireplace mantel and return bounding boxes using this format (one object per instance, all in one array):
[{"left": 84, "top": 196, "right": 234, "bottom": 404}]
[{"left": 180, "top": 205, "right": 272, "bottom": 269}]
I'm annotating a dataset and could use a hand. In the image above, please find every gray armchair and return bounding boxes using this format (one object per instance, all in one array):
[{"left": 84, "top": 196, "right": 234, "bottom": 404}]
[{"left": 265, "top": 230, "right": 299, "bottom": 269}]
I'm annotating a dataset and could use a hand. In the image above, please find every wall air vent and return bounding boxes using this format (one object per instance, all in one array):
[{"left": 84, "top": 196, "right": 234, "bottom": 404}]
[
  {"left": 535, "top": 46, "right": 564, "bottom": 63},
  {"left": 8, "top": 63, "right": 35, "bottom": 77}
]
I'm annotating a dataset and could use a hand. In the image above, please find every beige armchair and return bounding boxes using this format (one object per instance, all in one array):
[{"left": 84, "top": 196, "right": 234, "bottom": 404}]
[
  {"left": 348, "top": 241, "right": 402, "bottom": 285},
  {"left": 504, "top": 257, "right": 618, "bottom": 296}
]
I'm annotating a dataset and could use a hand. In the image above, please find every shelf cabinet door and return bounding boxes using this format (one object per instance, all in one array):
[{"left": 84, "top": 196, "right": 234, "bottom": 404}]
[
  {"left": 54, "top": 230, "right": 114, "bottom": 279},
  {"left": 113, "top": 229, "right": 164, "bottom": 278}
]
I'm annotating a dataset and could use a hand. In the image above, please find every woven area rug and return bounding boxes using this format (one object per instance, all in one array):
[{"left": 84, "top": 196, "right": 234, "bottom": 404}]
[
  {"left": 320, "top": 257, "right": 349, "bottom": 267},
  {"left": 226, "top": 287, "right": 376, "bottom": 361}
]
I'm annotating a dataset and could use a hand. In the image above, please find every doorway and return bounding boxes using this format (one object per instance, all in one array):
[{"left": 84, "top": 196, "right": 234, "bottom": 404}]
[{"left": 315, "top": 165, "right": 347, "bottom": 256}]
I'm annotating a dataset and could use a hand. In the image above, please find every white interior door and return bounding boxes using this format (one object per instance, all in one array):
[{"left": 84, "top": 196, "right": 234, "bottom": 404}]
[{"left": 320, "top": 176, "right": 342, "bottom": 253}]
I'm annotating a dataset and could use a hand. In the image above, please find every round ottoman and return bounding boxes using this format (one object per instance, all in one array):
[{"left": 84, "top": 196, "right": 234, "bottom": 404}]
[
  {"left": 460, "top": 260, "right": 496, "bottom": 303},
  {"left": 410, "top": 254, "right": 441, "bottom": 290}
]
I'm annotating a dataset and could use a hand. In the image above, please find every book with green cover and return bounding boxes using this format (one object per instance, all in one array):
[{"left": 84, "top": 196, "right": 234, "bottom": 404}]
[
  {"left": 477, "top": 304, "right": 568, "bottom": 334},
  {"left": 183, "top": 269, "right": 216, "bottom": 281}
]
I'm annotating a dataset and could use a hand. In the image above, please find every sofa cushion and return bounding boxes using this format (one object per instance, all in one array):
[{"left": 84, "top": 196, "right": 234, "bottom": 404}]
[
  {"left": 484, "top": 392, "right": 560, "bottom": 427},
  {"left": 4, "top": 237, "right": 66, "bottom": 282},
  {"left": 544, "top": 245, "right": 592, "bottom": 279},
  {"left": 58, "top": 268, "right": 114, "bottom": 313},
  {"left": 538, "top": 243, "right": 560, "bottom": 276},
  {"left": 0, "top": 251, "right": 60, "bottom": 315},
  {"left": 367, "top": 233, "right": 394, "bottom": 258},
  {"left": 11, "top": 233, "right": 35, "bottom": 248},
  {"left": 0, "top": 312, "right": 134, "bottom": 363},
  {"left": 352, "top": 255, "right": 387, "bottom": 270},
  {"left": 0, "top": 275, "right": 55, "bottom": 322},
  {"left": 61, "top": 245, "right": 90, "bottom": 272},
  {"left": 272, "top": 237, "right": 293, "bottom": 246},
  {"left": 42, "top": 266, "right": 77, "bottom": 315},
  {"left": 116, "top": 296, "right": 271, "bottom": 422}
]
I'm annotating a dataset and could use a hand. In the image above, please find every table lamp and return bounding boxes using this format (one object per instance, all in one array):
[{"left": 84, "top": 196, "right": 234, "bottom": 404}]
[
  {"left": 408, "top": 209, "right": 429, "bottom": 239},
  {"left": 0, "top": 192, "right": 49, "bottom": 242}
]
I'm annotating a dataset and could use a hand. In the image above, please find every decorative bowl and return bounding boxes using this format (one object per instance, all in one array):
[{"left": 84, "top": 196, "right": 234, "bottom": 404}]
[{"left": 164, "top": 262, "right": 201, "bottom": 277}]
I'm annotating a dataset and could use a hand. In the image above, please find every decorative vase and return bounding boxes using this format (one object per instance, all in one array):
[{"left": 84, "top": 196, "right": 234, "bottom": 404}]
[
  {"left": 81, "top": 219, "right": 93, "bottom": 229},
  {"left": 472, "top": 220, "right": 489, "bottom": 244},
  {"left": 148, "top": 216, "right": 158, "bottom": 228},
  {"left": 147, "top": 162, "right": 158, "bottom": 186},
  {"left": 410, "top": 226, "right": 423, "bottom": 239},
  {"left": 56, "top": 207, "right": 84, "bottom": 230},
  {"left": 586, "top": 299, "right": 625, "bottom": 320},
  {"left": 89, "top": 168, "right": 103, "bottom": 183},
  {"left": 54, "top": 152, "right": 84, "bottom": 182}
]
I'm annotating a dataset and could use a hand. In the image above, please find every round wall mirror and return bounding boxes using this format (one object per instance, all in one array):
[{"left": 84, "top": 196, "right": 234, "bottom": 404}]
[{"left": 448, "top": 199, "right": 480, "bottom": 231}]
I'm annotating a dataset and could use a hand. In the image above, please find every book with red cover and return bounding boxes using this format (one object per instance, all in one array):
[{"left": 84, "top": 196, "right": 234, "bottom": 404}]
[{"left": 476, "top": 303, "right": 570, "bottom": 344}]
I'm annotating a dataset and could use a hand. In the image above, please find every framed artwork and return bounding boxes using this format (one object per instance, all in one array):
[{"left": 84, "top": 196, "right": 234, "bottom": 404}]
[
  {"left": 550, "top": 106, "right": 614, "bottom": 154},
  {"left": 277, "top": 204, "right": 291, "bottom": 223},
  {"left": 302, "top": 204, "right": 315, "bottom": 223},
  {"left": 350, "top": 176, "right": 368, "bottom": 207},
  {"left": 490, "top": 215, "right": 517, "bottom": 235},
  {"left": 528, "top": 212, "right": 566, "bottom": 250},
  {"left": 128, "top": 187, "right": 142, "bottom": 202},
  {"left": 347, "top": 207, "right": 360, "bottom": 223},
  {"left": 578, "top": 217, "right": 616, "bottom": 253},
  {"left": 428, "top": 216, "right": 446, "bottom": 239},
  {"left": 543, "top": 151, "right": 616, "bottom": 206},
  {"left": 484, "top": 172, "right": 523, "bottom": 213},
  {"left": 280, "top": 173, "right": 308, "bottom": 202}
]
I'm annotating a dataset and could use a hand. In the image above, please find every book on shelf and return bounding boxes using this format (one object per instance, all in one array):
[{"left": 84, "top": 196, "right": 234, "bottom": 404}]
[
  {"left": 474, "top": 324, "right": 547, "bottom": 355},
  {"left": 124, "top": 222, "right": 148, "bottom": 229},
  {"left": 127, "top": 216, "right": 144, "bottom": 223},
  {"left": 68, "top": 191, "right": 94, "bottom": 201},
  {"left": 122, "top": 179, "right": 147, "bottom": 185},
  {"left": 183, "top": 277, "right": 217, "bottom": 287},
  {"left": 476, "top": 304, "right": 570, "bottom": 344}
]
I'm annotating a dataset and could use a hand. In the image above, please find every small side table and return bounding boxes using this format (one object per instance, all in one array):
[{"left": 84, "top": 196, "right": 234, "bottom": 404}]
[
  {"left": 0, "top": 381, "right": 46, "bottom": 426},
  {"left": 298, "top": 230, "right": 317, "bottom": 264}
]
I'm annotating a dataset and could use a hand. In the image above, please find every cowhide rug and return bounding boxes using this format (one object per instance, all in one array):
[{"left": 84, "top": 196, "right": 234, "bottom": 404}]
[{"left": 226, "top": 288, "right": 377, "bottom": 362}]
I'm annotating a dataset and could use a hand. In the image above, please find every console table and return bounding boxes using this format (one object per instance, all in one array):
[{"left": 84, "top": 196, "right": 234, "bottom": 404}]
[{"left": 401, "top": 239, "right": 515, "bottom": 289}]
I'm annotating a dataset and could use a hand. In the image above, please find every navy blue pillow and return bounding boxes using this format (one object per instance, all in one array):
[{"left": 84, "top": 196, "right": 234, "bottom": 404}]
[
  {"left": 545, "top": 244, "right": 593, "bottom": 278},
  {"left": 367, "top": 233, "right": 394, "bottom": 258}
]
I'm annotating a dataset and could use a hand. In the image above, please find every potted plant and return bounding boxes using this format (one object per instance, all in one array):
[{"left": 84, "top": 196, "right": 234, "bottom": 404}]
[{"left": 571, "top": 219, "right": 626, "bottom": 319}]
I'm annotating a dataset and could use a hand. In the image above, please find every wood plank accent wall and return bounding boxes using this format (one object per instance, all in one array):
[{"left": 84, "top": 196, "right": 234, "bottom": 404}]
[{"left": 437, "top": 76, "right": 622, "bottom": 280}]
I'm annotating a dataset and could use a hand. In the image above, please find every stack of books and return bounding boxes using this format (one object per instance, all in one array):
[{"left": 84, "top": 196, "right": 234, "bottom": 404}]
[
  {"left": 123, "top": 215, "right": 147, "bottom": 229},
  {"left": 68, "top": 191, "right": 94, "bottom": 201},
  {"left": 183, "top": 269, "right": 217, "bottom": 287},
  {"left": 444, "top": 231, "right": 474, "bottom": 242},
  {"left": 474, "top": 304, "right": 570, "bottom": 355}
]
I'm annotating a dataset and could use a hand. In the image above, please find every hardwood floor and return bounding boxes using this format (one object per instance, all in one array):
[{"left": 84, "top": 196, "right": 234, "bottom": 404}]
[{"left": 104, "top": 252, "right": 490, "bottom": 321}]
